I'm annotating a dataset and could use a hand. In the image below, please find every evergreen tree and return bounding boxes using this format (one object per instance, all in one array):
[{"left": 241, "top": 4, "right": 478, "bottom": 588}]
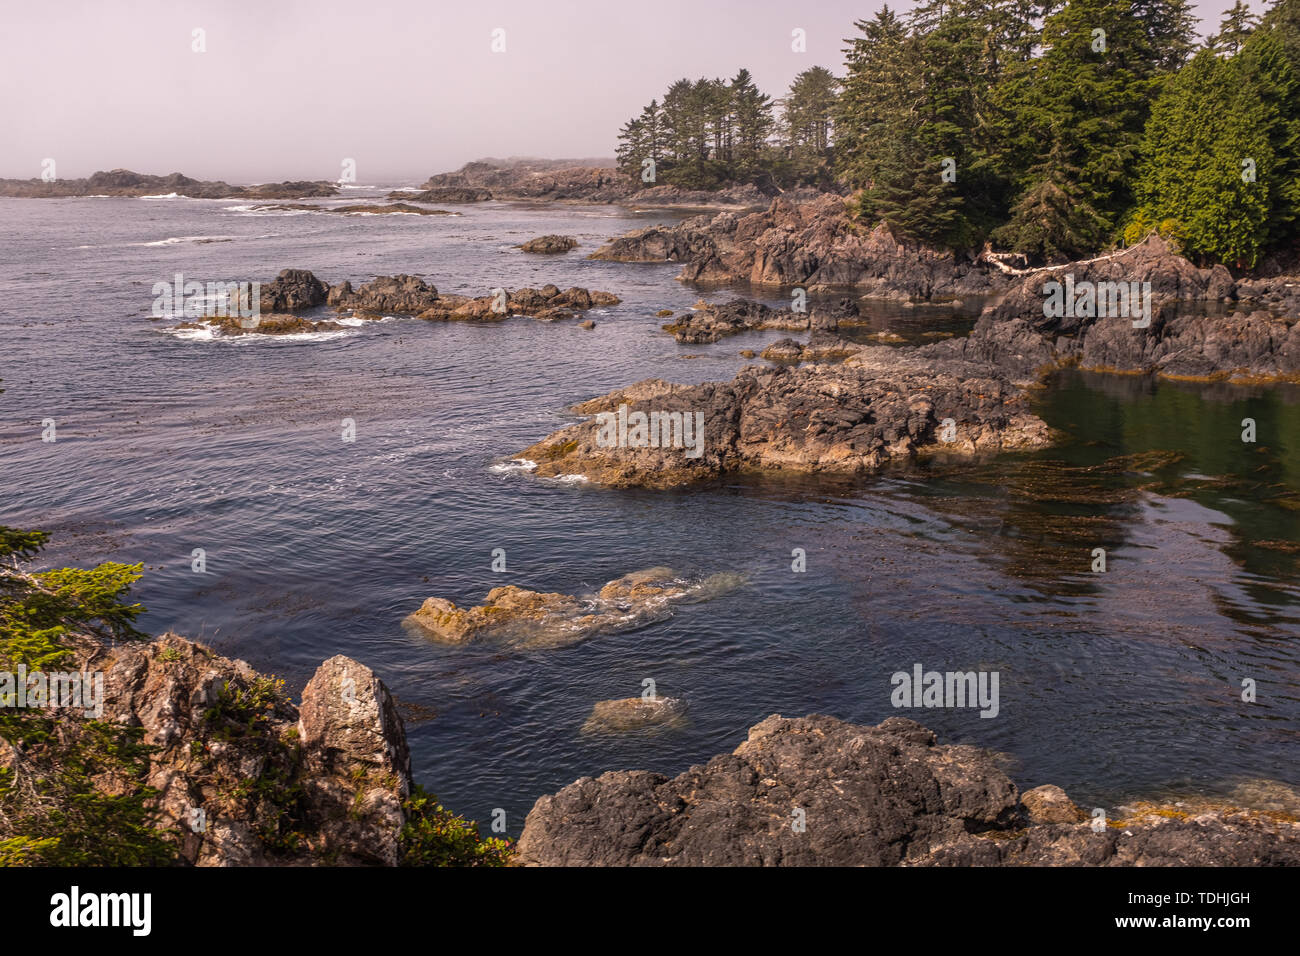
[
  {"left": 1261, "top": 0, "right": 1300, "bottom": 73},
  {"left": 1211, "top": 1, "right": 1260, "bottom": 56},
  {"left": 992, "top": 0, "right": 1197, "bottom": 257},
  {"left": 835, "top": 7, "right": 915, "bottom": 190},
  {"left": 0, "top": 527, "right": 174, "bottom": 865},
  {"left": 1133, "top": 32, "right": 1300, "bottom": 266},
  {"left": 729, "top": 68, "right": 775, "bottom": 176},
  {"left": 993, "top": 140, "right": 1110, "bottom": 260}
]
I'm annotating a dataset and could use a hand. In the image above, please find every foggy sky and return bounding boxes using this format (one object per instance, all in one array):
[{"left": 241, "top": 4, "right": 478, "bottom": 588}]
[{"left": 0, "top": 0, "right": 1251, "bottom": 184}]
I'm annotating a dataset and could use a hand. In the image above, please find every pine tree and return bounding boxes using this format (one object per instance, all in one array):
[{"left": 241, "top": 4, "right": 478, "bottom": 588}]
[
  {"left": 729, "top": 68, "right": 775, "bottom": 177},
  {"left": 835, "top": 7, "right": 916, "bottom": 190},
  {"left": 1211, "top": 1, "right": 1260, "bottom": 56},
  {"left": 993, "top": 140, "right": 1110, "bottom": 260}
]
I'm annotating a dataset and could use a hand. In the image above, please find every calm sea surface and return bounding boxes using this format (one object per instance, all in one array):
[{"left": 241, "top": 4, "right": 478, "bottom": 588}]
[{"left": 1, "top": 188, "right": 1297, "bottom": 834}]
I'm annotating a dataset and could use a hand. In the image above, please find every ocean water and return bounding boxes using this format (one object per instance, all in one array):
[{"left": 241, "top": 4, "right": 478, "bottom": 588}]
[{"left": 1, "top": 189, "right": 1297, "bottom": 835}]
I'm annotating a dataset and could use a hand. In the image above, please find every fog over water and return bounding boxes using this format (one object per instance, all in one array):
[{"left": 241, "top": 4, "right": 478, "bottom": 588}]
[{"left": 1, "top": 0, "right": 1250, "bottom": 182}]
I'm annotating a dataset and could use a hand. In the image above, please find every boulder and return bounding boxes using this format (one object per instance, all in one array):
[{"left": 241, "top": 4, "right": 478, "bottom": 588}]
[
  {"left": 517, "top": 714, "right": 1300, "bottom": 866},
  {"left": 520, "top": 235, "right": 578, "bottom": 254},
  {"left": 258, "top": 268, "right": 329, "bottom": 312}
]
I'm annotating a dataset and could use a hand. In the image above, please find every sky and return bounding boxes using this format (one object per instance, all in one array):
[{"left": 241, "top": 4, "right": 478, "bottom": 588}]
[{"left": 0, "top": 0, "right": 1257, "bottom": 184}]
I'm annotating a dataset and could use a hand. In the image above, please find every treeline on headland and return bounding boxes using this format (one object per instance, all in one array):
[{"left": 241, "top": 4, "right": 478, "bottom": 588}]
[{"left": 615, "top": 0, "right": 1300, "bottom": 267}]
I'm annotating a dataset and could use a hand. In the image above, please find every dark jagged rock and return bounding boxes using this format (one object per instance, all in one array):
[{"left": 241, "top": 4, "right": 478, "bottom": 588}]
[
  {"left": 327, "top": 274, "right": 441, "bottom": 314},
  {"left": 663, "top": 297, "right": 856, "bottom": 344},
  {"left": 515, "top": 348, "right": 1051, "bottom": 489},
  {"left": 950, "top": 236, "right": 1299, "bottom": 384},
  {"left": 519, "top": 235, "right": 578, "bottom": 254},
  {"left": 391, "top": 186, "right": 493, "bottom": 203},
  {"left": 517, "top": 714, "right": 1300, "bottom": 866},
  {"left": 591, "top": 196, "right": 1007, "bottom": 301},
  {"left": 0, "top": 168, "right": 338, "bottom": 199},
  {"left": 259, "top": 268, "right": 330, "bottom": 313}
]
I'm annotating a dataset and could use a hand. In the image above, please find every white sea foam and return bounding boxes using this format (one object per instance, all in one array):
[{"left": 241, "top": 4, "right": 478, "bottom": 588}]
[
  {"left": 488, "top": 459, "right": 538, "bottom": 475},
  {"left": 136, "top": 235, "right": 237, "bottom": 247},
  {"left": 139, "top": 192, "right": 186, "bottom": 199},
  {"left": 159, "top": 324, "right": 356, "bottom": 344}
]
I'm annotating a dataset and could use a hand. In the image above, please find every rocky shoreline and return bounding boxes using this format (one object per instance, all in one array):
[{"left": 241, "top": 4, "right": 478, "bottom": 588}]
[
  {"left": 514, "top": 220, "right": 1300, "bottom": 488},
  {"left": 41, "top": 629, "right": 1300, "bottom": 866},
  {"left": 517, "top": 714, "right": 1300, "bottom": 866},
  {"left": 413, "top": 159, "right": 831, "bottom": 208}
]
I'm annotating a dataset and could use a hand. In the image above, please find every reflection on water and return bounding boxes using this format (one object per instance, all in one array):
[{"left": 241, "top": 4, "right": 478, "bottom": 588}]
[{"left": 0, "top": 197, "right": 1296, "bottom": 833}]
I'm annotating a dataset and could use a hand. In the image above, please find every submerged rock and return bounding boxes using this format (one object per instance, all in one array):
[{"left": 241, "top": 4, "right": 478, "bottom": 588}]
[
  {"left": 517, "top": 714, "right": 1300, "bottom": 866},
  {"left": 580, "top": 696, "right": 689, "bottom": 735},
  {"left": 403, "top": 568, "right": 741, "bottom": 649},
  {"left": 520, "top": 235, "right": 578, "bottom": 254},
  {"left": 189, "top": 313, "right": 348, "bottom": 336}
]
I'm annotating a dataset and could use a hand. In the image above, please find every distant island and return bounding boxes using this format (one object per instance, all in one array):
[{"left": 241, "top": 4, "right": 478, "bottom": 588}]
[{"left": 0, "top": 168, "right": 338, "bottom": 199}]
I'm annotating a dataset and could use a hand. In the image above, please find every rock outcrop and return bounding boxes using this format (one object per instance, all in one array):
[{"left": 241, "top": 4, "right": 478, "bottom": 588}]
[
  {"left": 390, "top": 187, "right": 493, "bottom": 203},
  {"left": 950, "top": 236, "right": 1299, "bottom": 384},
  {"left": 417, "top": 160, "right": 834, "bottom": 207},
  {"left": 662, "top": 297, "right": 857, "bottom": 344},
  {"left": 519, "top": 235, "right": 578, "bottom": 254},
  {"left": 516, "top": 714, "right": 1300, "bottom": 866},
  {"left": 72, "top": 632, "right": 412, "bottom": 866},
  {"left": 260, "top": 268, "right": 330, "bottom": 313},
  {"left": 403, "top": 568, "right": 741, "bottom": 650},
  {"left": 760, "top": 330, "right": 863, "bottom": 363},
  {"left": 326, "top": 274, "right": 443, "bottom": 314},
  {"left": 0, "top": 169, "right": 338, "bottom": 199},
  {"left": 413, "top": 285, "right": 620, "bottom": 322},
  {"left": 514, "top": 347, "right": 1052, "bottom": 489},
  {"left": 421, "top": 160, "right": 636, "bottom": 203},
  {"left": 252, "top": 202, "right": 453, "bottom": 216},
  {"left": 591, "top": 196, "right": 1007, "bottom": 301}
]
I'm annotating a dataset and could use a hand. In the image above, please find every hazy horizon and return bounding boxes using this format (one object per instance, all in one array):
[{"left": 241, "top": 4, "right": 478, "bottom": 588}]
[{"left": 1, "top": 0, "right": 1251, "bottom": 184}]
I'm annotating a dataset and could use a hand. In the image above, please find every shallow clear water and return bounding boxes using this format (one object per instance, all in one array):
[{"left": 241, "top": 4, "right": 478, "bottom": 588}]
[{"left": 1, "top": 190, "right": 1297, "bottom": 834}]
